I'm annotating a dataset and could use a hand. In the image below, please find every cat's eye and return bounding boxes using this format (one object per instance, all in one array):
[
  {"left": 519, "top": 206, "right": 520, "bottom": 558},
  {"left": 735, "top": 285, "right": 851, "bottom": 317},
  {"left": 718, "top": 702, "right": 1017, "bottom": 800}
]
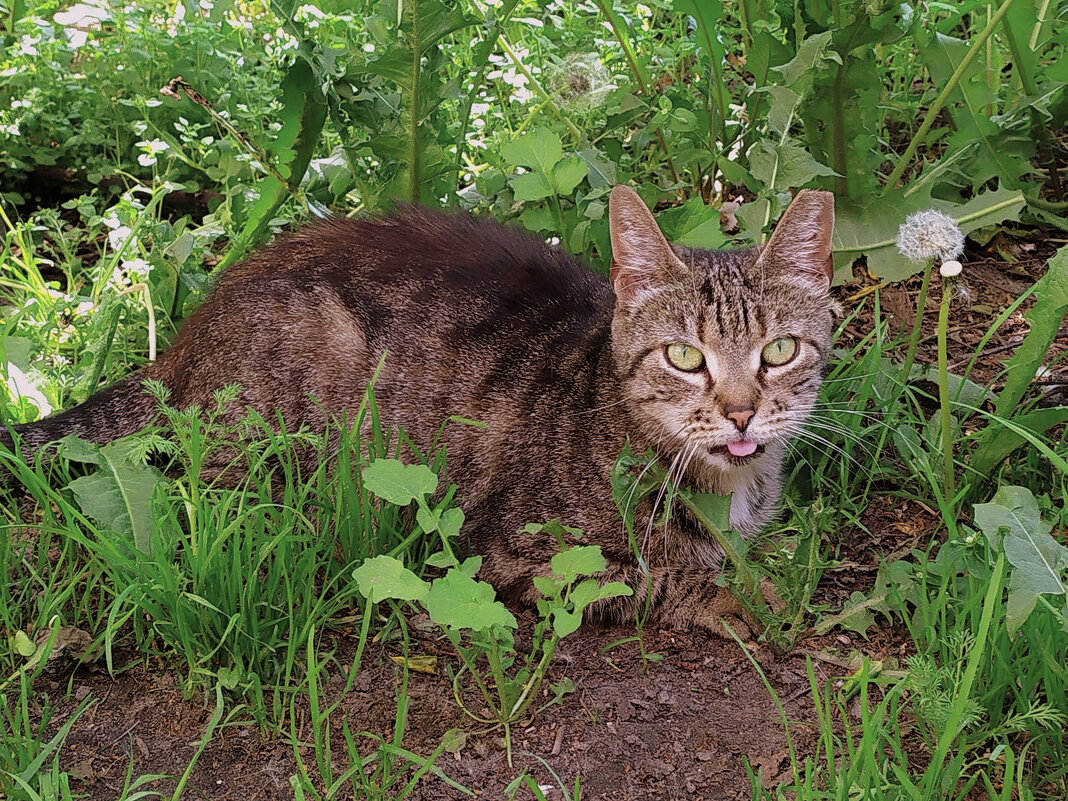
[
  {"left": 761, "top": 337, "right": 798, "bottom": 366},
  {"left": 665, "top": 343, "right": 705, "bottom": 372}
]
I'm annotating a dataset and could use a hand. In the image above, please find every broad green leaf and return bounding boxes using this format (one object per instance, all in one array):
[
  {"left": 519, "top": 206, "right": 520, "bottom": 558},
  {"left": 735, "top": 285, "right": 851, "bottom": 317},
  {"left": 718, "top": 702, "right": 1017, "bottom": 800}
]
[
  {"left": 66, "top": 440, "right": 164, "bottom": 555},
  {"left": 12, "top": 630, "right": 34, "bottom": 658},
  {"left": 362, "top": 459, "right": 437, "bottom": 506},
  {"left": 424, "top": 569, "right": 516, "bottom": 632},
  {"left": 501, "top": 130, "right": 563, "bottom": 174},
  {"left": 533, "top": 575, "right": 565, "bottom": 599},
  {"left": 748, "top": 141, "right": 838, "bottom": 195},
  {"left": 552, "top": 608, "right": 583, "bottom": 638},
  {"left": 551, "top": 156, "right": 587, "bottom": 195},
  {"left": 511, "top": 172, "right": 554, "bottom": 202},
  {"left": 686, "top": 491, "right": 732, "bottom": 533},
  {"left": 416, "top": 505, "right": 441, "bottom": 534},
  {"left": 550, "top": 545, "right": 607, "bottom": 583},
  {"left": 353, "top": 555, "right": 430, "bottom": 604},
  {"left": 438, "top": 507, "right": 465, "bottom": 538},
  {"left": 425, "top": 550, "right": 459, "bottom": 569},
  {"left": 568, "top": 578, "right": 602, "bottom": 611},
  {"left": 656, "top": 198, "right": 727, "bottom": 249},
  {"left": 598, "top": 581, "right": 633, "bottom": 600},
  {"left": 579, "top": 148, "right": 617, "bottom": 188},
  {"left": 974, "top": 485, "right": 1068, "bottom": 635}
]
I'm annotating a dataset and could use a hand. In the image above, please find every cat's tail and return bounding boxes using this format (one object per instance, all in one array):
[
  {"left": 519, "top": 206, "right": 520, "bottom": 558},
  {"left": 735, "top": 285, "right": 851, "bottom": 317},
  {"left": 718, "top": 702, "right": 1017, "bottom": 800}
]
[{"left": 2, "top": 370, "right": 160, "bottom": 456}]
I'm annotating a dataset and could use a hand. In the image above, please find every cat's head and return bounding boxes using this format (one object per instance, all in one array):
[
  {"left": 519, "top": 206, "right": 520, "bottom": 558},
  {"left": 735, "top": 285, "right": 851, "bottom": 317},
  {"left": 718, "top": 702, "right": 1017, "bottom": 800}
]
[{"left": 608, "top": 185, "right": 835, "bottom": 478}]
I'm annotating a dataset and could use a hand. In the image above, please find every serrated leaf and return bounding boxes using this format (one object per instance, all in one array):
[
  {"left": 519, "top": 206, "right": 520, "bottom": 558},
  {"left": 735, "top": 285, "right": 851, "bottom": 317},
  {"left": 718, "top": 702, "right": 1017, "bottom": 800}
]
[
  {"left": 655, "top": 198, "right": 727, "bottom": 249},
  {"left": 749, "top": 141, "right": 838, "bottom": 194},
  {"left": 974, "top": 485, "right": 1068, "bottom": 635},
  {"left": 362, "top": 459, "right": 437, "bottom": 506},
  {"left": 551, "top": 156, "right": 587, "bottom": 195},
  {"left": 353, "top": 555, "right": 430, "bottom": 604},
  {"left": 579, "top": 148, "right": 617, "bottom": 188},
  {"left": 816, "top": 590, "right": 878, "bottom": 636},
  {"left": 686, "top": 491, "right": 732, "bottom": 533},
  {"left": 550, "top": 545, "right": 606, "bottom": 583},
  {"left": 424, "top": 569, "right": 516, "bottom": 632},
  {"left": 66, "top": 439, "right": 164, "bottom": 555}
]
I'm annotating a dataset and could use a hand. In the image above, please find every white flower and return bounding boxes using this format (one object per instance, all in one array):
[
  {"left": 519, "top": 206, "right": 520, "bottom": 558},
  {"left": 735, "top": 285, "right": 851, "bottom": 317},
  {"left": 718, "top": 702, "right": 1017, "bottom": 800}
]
[
  {"left": 939, "top": 259, "right": 962, "bottom": 278},
  {"left": 107, "top": 225, "right": 137, "bottom": 251},
  {"left": 121, "top": 258, "right": 151, "bottom": 277},
  {"left": 136, "top": 138, "right": 169, "bottom": 167},
  {"left": 896, "top": 209, "right": 964, "bottom": 263}
]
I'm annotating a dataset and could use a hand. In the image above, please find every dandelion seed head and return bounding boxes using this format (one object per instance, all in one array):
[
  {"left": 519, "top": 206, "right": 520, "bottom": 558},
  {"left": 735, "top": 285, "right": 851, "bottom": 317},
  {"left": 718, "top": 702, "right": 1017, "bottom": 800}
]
[
  {"left": 896, "top": 209, "right": 964, "bottom": 263},
  {"left": 547, "top": 53, "right": 614, "bottom": 111}
]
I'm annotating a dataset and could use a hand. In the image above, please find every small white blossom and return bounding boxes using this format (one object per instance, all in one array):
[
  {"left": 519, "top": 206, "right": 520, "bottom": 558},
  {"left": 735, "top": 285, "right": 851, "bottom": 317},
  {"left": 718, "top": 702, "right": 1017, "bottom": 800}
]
[
  {"left": 136, "top": 138, "right": 169, "bottom": 167},
  {"left": 121, "top": 258, "right": 151, "bottom": 277},
  {"left": 939, "top": 259, "right": 962, "bottom": 278},
  {"left": 896, "top": 209, "right": 964, "bottom": 263},
  {"left": 108, "top": 225, "right": 137, "bottom": 251}
]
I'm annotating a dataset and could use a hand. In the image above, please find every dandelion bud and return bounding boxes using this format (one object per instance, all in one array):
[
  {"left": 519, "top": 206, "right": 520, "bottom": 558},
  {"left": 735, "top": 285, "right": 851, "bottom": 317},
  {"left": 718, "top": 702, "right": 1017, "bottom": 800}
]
[
  {"left": 896, "top": 209, "right": 965, "bottom": 264},
  {"left": 939, "top": 260, "right": 962, "bottom": 278}
]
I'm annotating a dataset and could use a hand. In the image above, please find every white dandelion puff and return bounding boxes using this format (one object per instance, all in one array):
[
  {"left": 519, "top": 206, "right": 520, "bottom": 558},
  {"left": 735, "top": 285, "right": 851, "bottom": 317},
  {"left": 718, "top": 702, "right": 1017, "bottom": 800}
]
[{"left": 896, "top": 209, "right": 964, "bottom": 263}]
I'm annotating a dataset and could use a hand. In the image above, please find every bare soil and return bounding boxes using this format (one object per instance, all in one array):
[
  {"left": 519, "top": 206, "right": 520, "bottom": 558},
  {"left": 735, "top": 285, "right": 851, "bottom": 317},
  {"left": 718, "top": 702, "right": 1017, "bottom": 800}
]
[{"left": 38, "top": 233, "right": 1065, "bottom": 800}]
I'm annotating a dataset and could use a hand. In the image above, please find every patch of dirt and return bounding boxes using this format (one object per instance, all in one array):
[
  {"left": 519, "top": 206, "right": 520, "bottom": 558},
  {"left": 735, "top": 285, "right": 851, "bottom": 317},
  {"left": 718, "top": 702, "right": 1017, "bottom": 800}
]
[{"left": 51, "top": 623, "right": 827, "bottom": 800}]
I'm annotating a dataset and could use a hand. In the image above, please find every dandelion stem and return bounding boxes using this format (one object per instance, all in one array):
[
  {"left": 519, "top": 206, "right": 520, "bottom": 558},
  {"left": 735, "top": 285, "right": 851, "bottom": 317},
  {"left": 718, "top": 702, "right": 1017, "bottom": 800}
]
[{"left": 937, "top": 279, "right": 956, "bottom": 507}]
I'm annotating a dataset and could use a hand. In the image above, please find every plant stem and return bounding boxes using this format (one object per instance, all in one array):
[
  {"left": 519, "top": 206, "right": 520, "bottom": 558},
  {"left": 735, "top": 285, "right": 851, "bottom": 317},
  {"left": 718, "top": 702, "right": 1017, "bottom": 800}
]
[
  {"left": 495, "top": 34, "right": 583, "bottom": 141},
  {"left": 899, "top": 260, "right": 933, "bottom": 390},
  {"left": 883, "top": 0, "right": 1020, "bottom": 193},
  {"left": 937, "top": 277, "right": 956, "bottom": 507},
  {"left": 408, "top": 0, "right": 422, "bottom": 204}
]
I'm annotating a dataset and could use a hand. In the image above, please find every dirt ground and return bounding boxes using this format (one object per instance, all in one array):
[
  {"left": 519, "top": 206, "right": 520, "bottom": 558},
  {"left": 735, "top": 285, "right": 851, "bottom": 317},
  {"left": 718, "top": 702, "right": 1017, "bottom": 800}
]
[{"left": 36, "top": 230, "right": 1064, "bottom": 800}]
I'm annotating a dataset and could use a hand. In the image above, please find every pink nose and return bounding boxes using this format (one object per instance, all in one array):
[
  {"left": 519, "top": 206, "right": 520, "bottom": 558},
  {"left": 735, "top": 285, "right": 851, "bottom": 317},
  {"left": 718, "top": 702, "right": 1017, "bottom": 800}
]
[{"left": 725, "top": 405, "right": 755, "bottom": 431}]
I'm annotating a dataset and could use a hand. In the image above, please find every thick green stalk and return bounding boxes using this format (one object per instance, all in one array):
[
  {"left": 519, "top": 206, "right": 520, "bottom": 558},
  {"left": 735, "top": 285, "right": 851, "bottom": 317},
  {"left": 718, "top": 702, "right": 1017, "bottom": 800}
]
[
  {"left": 883, "top": 0, "right": 1020, "bottom": 193},
  {"left": 937, "top": 279, "right": 956, "bottom": 506}
]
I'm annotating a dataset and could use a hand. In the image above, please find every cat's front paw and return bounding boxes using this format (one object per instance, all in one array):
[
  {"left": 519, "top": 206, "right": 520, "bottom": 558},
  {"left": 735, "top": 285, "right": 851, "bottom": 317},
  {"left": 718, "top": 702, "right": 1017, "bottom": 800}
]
[{"left": 669, "top": 584, "right": 762, "bottom": 640}]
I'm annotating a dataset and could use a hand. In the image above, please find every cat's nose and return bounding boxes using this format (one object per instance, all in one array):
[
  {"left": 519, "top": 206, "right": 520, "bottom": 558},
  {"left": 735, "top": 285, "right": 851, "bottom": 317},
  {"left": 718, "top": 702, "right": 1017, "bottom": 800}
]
[{"left": 724, "top": 404, "right": 755, "bottom": 431}]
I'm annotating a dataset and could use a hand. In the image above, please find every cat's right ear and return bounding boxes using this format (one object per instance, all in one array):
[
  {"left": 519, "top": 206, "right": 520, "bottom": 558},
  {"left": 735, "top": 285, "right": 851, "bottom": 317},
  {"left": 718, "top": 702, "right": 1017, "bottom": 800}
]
[
  {"left": 755, "top": 189, "right": 835, "bottom": 290},
  {"left": 609, "top": 185, "right": 685, "bottom": 303}
]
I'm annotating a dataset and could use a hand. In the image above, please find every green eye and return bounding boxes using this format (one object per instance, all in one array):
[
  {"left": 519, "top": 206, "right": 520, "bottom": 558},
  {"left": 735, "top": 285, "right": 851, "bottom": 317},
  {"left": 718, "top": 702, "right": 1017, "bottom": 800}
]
[
  {"left": 666, "top": 343, "right": 705, "bottom": 372},
  {"left": 761, "top": 337, "right": 798, "bottom": 366}
]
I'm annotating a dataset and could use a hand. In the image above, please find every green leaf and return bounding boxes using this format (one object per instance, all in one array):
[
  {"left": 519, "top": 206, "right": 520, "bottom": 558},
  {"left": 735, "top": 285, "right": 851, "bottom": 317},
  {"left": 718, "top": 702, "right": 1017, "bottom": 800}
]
[
  {"left": 552, "top": 608, "right": 583, "bottom": 638},
  {"left": 533, "top": 575, "right": 565, "bottom": 600},
  {"left": 425, "top": 550, "right": 459, "bottom": 569},
  {"left": 686, "top": 491, "right": 732, "bottom": 534},
  {"left": 550, "top": 545, "right": 606, "bottom": 583},
  {"left": 501, "top": 130, "right": 563, "bottom": 174},
  {"left": 993, "top": 244, "right": 1068, "bottom": 419},
  {"left": 416, "top": 505, "right": 442, "bottom": 534},
  {"left": 655, "top": 198, "right": 727, "bottom": 249},
  {"left": 748, "top": 141, "right": 838, "bottom": 195},
  {"left": 424, "top": 569, "right": 517, "bottom": 632},
  {"left": 551, "top": 156, "right": 587, "bottom": 195},
  {"left": 353, "top": 555, "right": 430, "bottom": 605},
  {"left": 579, "top": 148, "right": 617, "bottom": 188},
  {"left": 66, "top": 439, "right": 164, "bottom": 555},
  {"left": 362, "top": 459, "right": 437, "bottom": 506},
  {"left": 974, "top": 486, "right": 1068, "bottom": 636},
  {"left": 438, "top": 507, "right": 465, "bottom": 538},
  {"left": 568, "top": 578, "right": 602, "bottom": 611},
  {"left": 511, "top": 172, "right": 555, "bottom": 202},
  {"left": 12, "top": 630, "right": 34, "bottom": 658},
  {"left": 970, "top": 407, "right": 1068, "bottom": 477},
  {"left": 598, "top": 581, "right": 633, "bottom": 600}
]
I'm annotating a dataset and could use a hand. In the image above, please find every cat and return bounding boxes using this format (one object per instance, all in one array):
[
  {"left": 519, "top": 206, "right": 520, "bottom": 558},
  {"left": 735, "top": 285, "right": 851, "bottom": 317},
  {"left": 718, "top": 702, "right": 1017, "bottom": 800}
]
[{"left": 7, "top": 185, "right": 836, "bottom": 636}]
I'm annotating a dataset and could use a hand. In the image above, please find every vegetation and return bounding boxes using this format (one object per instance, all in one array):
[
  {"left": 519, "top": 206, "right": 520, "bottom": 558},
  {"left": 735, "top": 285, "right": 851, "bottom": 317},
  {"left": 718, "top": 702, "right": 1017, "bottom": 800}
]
[{"left": 0, "top": 0, "right": 1066, "bottom": 798}]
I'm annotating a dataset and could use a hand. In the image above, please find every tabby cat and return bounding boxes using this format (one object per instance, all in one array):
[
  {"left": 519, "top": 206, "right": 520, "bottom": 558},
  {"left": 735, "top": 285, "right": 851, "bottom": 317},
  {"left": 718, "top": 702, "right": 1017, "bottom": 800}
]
[{"left": 9, "top": 186, "right": 836, "bottom": 635}]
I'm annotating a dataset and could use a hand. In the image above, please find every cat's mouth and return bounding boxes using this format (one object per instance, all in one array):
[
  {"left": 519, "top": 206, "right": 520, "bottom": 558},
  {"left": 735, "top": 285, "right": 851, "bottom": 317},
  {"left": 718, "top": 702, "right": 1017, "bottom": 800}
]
[{"left": 707, "top": 440, "right": 765, "bottom": 463}]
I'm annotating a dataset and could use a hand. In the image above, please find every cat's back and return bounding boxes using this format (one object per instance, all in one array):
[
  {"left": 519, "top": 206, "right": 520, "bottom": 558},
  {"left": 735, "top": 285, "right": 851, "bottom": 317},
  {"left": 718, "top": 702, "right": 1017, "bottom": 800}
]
[{"left": 220, "top": 207, "right": 613, "bottom": 331}]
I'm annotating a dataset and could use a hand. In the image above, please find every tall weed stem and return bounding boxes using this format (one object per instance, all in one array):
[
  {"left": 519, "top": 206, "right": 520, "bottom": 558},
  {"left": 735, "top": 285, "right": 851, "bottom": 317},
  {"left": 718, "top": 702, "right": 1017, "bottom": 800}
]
[{"left": 936, "top": 278, "right": 956, "bottom": 506}]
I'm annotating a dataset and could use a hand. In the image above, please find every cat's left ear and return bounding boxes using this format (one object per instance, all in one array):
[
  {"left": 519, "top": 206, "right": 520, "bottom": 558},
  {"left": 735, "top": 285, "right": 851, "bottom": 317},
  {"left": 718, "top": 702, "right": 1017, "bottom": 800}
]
[
  {"left": 756, "top": 190, "right": 835, "bottom": 289},
  {"left": 609, "top": 185, "right": 686, "bottom": 303}
]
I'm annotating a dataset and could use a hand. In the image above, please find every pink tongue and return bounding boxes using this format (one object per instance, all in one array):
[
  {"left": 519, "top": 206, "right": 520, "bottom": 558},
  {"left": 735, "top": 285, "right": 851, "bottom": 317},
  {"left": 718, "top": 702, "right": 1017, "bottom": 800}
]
[{"left": 727, "top": 440, "right": 758, "bottom": 457}]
